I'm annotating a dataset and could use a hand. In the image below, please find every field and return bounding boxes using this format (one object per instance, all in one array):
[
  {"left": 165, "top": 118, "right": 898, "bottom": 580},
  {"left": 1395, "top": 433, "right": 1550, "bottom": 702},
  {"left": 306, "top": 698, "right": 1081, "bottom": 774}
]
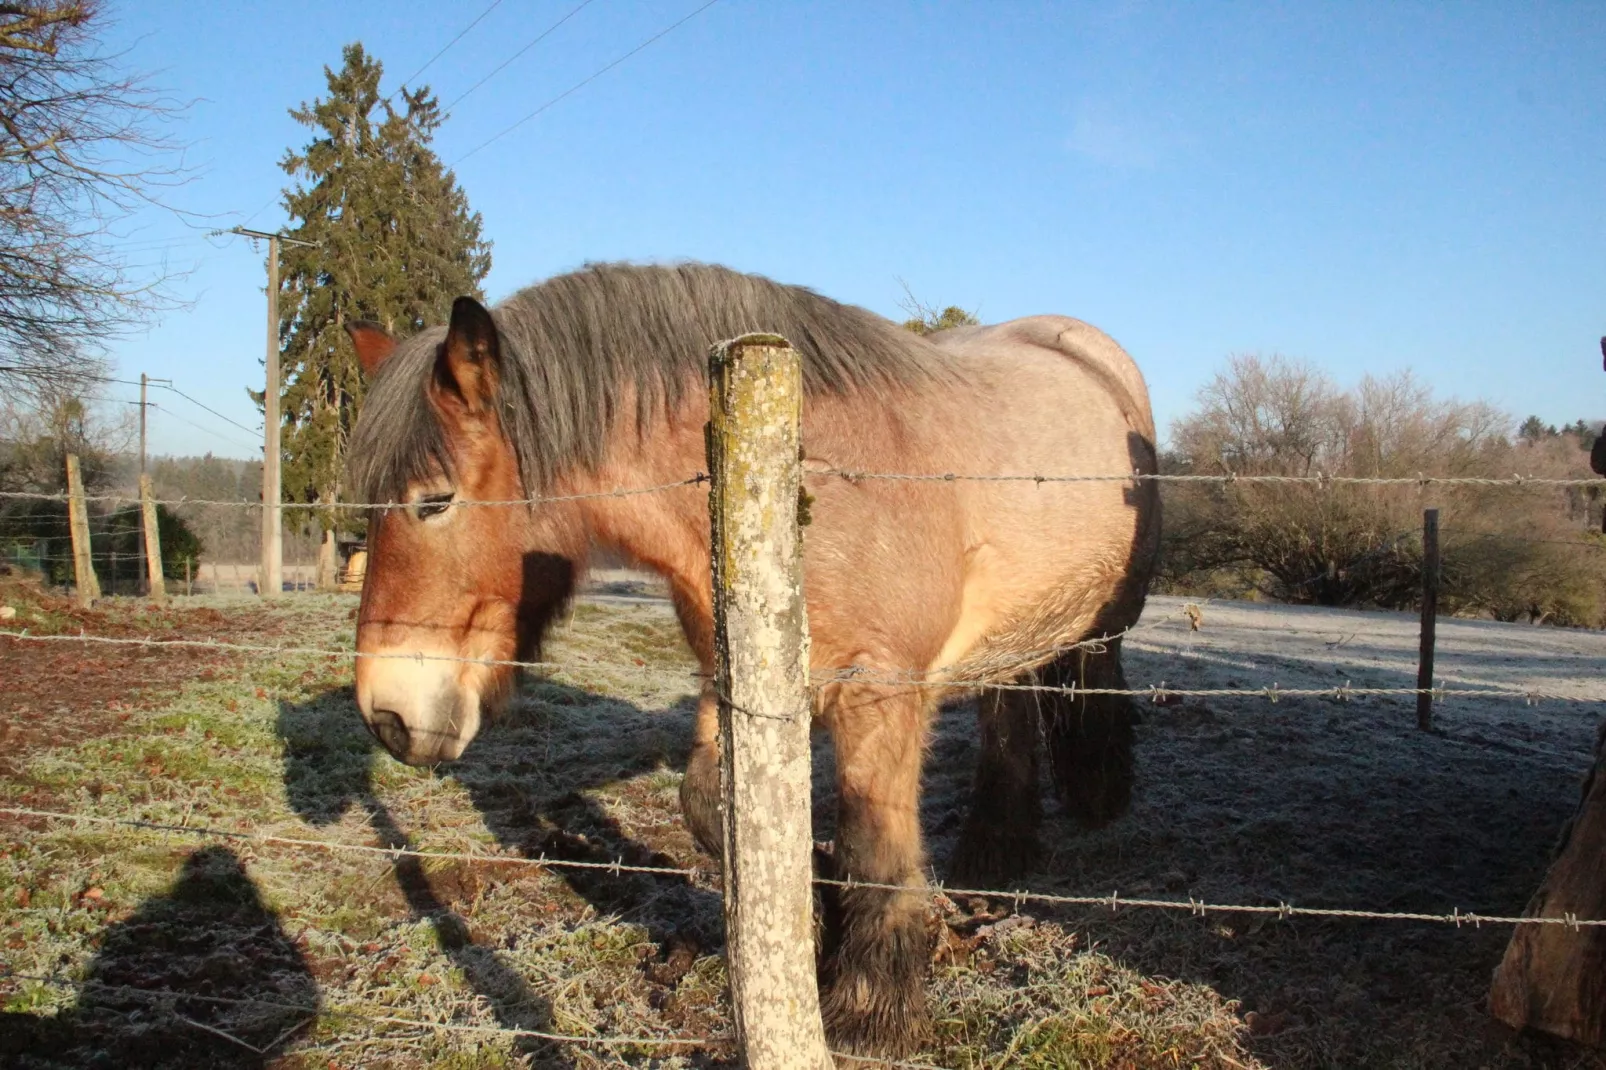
[{"left": 0, "top": 573, "right": 1603, "bottom": 1069}]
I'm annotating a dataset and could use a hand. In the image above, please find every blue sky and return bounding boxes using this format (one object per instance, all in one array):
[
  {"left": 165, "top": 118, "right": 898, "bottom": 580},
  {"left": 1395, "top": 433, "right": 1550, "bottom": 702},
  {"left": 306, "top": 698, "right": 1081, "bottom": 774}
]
[{"left": 98, "top": 1, "right": 1605, "bottom": 460}]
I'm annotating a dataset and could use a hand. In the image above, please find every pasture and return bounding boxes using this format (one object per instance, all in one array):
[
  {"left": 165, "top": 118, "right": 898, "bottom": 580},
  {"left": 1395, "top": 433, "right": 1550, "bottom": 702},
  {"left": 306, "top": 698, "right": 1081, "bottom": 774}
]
[{"left": 0, "top": 573, "right": 1602, "bottom": 1069}]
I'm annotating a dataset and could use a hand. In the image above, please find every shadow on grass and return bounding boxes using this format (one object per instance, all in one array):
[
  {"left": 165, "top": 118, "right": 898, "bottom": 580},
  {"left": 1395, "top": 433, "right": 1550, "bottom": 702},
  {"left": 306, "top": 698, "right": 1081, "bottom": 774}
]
[
  {"left": 275, "top": 679, "right": 721, "bottom": 1064},
  {"left": 0, "top": 846, "right": 318, "bottom": 1069},
  {"left": 914, "top": 660, "right": 1606, "bottom": 1067}
]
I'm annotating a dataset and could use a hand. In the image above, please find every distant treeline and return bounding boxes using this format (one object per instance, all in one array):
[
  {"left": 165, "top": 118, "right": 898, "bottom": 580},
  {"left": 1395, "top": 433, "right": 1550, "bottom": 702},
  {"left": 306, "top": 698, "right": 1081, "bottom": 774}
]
[
  {"left": 1157, "top": 355, "right": 1606, "bottom": 627},
  {"left": 147, "top": 454, "right": 322, "bottom": 565}
]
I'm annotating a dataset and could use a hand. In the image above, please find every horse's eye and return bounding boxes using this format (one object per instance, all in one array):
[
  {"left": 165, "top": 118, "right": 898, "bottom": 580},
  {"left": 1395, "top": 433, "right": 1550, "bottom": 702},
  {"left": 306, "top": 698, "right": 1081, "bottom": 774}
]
[{"left": 415, "top": 492, "right": 454, "bottom": 520}]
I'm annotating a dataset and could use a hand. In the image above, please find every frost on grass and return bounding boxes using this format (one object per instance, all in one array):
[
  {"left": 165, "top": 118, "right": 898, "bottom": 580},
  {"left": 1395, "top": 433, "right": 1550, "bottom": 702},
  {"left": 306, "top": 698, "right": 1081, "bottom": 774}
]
[{"left": 4, "top": 585, "right": 1604, "bottom": 1067}]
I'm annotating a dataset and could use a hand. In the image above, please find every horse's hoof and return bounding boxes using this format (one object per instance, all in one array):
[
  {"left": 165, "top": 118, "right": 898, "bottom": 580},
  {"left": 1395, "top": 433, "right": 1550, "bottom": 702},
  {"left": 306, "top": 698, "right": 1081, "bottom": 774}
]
[
  {"left": 678, "top": 746, "right": 723, "bottom": 857},
  {"left": 947, "top": 821, "right": 1041, "bottom": 887},
  {"left": 820, "top": 966, "right": 932, "bottom": 1060},
  {"left": 1056, "top": 764, "right": 1133, "bottom": 830}
]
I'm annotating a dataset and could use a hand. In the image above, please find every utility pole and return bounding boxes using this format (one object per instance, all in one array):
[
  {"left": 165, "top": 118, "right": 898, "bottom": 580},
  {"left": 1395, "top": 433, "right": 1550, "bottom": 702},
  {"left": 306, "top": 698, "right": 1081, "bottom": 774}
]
[
  {"left": 224, "top": 226, "right": 317, "bottom": 600},
  {"left": 137, "top": 373, "right": 172, "bottom": 476}
]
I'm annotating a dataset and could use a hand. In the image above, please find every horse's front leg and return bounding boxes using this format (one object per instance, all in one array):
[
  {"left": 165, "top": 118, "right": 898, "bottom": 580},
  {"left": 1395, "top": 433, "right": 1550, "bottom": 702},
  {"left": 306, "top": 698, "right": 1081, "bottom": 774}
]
[
  {"left": 818, "top": 682, "right": 933, "bottom": 1057},
  {"left": 679, "top": 678, "right": 724, "bottom": 857}
]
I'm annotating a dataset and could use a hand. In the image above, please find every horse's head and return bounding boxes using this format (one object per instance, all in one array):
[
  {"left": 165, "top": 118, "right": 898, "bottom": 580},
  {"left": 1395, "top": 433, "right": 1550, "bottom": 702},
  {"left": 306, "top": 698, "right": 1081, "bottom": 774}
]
[{"left": 344, "top": 297, "right": 577, "bottom": 765}]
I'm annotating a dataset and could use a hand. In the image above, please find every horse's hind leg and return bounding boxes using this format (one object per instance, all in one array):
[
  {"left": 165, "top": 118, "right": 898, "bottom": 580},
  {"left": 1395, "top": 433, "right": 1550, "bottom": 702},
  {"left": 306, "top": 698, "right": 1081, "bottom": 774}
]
[
  {"left": 1047, "top": 641, "right": 1135, "bottom": 829},
  {"left": 949, "top": 686, "right": 1042, "bottom": 885},
  {"left": 678, "top": 681, "right": 724, "bottom": 857},
  {"left": 817, "top": 682, "right": 933, "bottom": 1057}
]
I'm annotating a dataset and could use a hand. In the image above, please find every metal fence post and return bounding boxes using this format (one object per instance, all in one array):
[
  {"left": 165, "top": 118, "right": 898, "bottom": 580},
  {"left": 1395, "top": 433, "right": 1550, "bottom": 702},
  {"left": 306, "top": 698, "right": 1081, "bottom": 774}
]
[{"left": 1416, "top": 507, "right": 1440, "bottom": 731}]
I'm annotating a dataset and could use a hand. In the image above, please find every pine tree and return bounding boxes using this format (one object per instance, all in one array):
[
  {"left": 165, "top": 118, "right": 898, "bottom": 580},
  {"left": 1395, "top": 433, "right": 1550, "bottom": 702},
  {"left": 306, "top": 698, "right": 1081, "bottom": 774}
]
[{"left": 273, "top": 43, "right": 491, "bottom": 584}]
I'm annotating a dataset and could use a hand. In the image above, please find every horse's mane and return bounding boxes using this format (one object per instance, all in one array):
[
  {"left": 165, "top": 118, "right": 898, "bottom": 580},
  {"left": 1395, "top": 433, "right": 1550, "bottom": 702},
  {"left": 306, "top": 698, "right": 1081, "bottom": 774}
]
[{"left": 348, "top": 260, "right": 959, "bottom": 502}]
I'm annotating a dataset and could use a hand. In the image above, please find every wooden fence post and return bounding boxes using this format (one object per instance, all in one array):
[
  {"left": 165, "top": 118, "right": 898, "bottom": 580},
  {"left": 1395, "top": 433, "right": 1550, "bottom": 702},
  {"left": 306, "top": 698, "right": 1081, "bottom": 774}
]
[
  {"left": 707, "top": 333, "right": 833, "bottom": 1070},
  {"left": 1488, "top": 723, "right": 1606, "bottom": 1044},
  {"left": 65, "top": 454, "right": 100, "bottom": 606},
  {"left": 317, "top": 526, "right": 337, "bottom": 591},
  {"left": 140, "top": 473, "right": 166, "bottom": 604},
  {"left": 1416, "top": 507, "right": 1439, "bottom": 731}
]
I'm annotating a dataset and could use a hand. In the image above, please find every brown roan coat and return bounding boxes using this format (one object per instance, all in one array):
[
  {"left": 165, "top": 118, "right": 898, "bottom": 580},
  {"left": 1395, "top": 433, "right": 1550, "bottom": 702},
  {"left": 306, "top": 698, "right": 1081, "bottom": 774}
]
[{"left": 342, "top": 262, "right": 1160, "bottom": 1056}]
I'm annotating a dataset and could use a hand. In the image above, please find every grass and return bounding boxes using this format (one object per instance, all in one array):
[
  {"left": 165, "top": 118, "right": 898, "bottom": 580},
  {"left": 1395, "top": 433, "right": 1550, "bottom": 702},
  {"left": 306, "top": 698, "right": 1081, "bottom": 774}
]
[{"left": 0, "top": 585, "right": 1288, "bottom": 1068}]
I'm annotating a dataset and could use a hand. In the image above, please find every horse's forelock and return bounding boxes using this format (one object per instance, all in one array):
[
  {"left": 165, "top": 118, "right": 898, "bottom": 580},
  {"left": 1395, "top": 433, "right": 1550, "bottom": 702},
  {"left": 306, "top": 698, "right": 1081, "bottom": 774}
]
[{"left": 346, "top": 325, "right": 453, "bottom": 506}]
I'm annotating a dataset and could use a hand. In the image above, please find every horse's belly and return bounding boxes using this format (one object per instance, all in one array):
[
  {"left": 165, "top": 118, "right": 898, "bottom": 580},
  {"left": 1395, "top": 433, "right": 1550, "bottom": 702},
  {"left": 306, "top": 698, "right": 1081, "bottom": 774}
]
[{"left": 926, "top": 488, "right": 1145, "bottom": 682}]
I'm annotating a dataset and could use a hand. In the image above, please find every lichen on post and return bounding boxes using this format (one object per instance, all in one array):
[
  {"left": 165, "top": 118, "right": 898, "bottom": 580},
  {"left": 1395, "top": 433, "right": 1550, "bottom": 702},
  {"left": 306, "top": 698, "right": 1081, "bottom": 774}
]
[{"left": 706, "top": 333, "right": 833, "bottom": 1069}]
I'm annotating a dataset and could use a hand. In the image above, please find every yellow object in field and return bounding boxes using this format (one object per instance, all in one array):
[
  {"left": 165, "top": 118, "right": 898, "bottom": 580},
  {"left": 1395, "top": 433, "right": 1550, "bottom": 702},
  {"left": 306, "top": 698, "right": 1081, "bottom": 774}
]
[{"left": 338, "top": 549, "right": 367, "bottom": 593}]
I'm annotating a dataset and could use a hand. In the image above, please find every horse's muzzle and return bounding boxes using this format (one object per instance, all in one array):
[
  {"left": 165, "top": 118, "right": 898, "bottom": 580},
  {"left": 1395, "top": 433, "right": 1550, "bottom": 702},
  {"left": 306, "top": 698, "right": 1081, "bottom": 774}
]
[
  {"left": 355, "top": 657, "right": 481, "bottom": 765},
  {"left": 366, "top": 707, "right": 412, "bottom": 761}
]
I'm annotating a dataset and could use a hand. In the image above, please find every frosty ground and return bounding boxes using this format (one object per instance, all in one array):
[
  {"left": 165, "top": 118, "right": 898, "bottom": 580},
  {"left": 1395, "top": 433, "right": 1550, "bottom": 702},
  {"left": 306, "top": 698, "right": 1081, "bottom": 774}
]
[{"left": 0, "top": 575, "right": 1601, "bottom": 1068}]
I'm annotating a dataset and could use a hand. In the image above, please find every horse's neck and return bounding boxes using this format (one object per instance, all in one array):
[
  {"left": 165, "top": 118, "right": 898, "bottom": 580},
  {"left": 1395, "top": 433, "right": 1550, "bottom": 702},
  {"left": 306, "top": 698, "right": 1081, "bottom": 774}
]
[{"left": 568, "top": 413, "right": 711, "bottom": 599}]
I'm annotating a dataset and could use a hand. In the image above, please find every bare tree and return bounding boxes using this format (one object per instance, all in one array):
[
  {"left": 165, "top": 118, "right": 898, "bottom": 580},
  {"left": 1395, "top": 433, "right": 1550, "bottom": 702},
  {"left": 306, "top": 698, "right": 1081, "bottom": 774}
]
[
  {"left": 1161, "top": 354, "right": 1606, "bottom": 623},
  {"left": 0, "top": 2, "right": 188, "bottom": 387},
  {"left": 894, "top": 278, "right": 979, "bottom": 336}
]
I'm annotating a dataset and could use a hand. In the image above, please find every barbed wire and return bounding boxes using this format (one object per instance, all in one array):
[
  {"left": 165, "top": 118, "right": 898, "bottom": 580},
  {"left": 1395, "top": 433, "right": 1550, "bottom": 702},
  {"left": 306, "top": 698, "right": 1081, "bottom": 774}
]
[
  {"left": 817, "top": 673, "right": 1595, "bottom": 705},
  {"left": 0, "top": 967, "right": 950, "bottom": 1070},
  {"left": 0, "top": 631, "right": 699, "bottom": 696},
  {"left": 813, "top": 468, "right": 1606, "bottom": 489},
  {"left": 0, "top": 629, "right": 1562, "bottom": 702},
  {"left": 2, "top": 804, "right": 1599, "bottom": 931},
  {"left": 0, "top": 475, "right": 708, "bottom": 511},
  {"left": 0, "top": 966, "right": 722, "bottom": 1052},
  {"left": 4, "top": 468, "right": 1605, "bottom": 516},
  {"left": 0, "top": 807, "right": 708, "bottom": 881},
  {"left": 1, "top": 628, "right": 1596, "bottom": 705}
]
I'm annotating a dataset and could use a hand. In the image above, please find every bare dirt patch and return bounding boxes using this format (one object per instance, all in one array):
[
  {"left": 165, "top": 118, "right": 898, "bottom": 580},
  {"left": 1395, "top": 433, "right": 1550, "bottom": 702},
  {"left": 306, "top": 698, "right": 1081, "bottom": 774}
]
[{"left": 0, "top": 578, "right": 324, "bottom": 785}]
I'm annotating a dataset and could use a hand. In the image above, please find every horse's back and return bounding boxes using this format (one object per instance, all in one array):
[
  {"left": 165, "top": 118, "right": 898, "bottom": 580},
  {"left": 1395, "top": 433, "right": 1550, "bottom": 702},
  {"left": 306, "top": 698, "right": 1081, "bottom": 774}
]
[
  {"left": 930, "top": 315, "right": 1154, "bottom": 442},
  {"left": 912, "top": 315, "right": 1160, "bottom": 677}
]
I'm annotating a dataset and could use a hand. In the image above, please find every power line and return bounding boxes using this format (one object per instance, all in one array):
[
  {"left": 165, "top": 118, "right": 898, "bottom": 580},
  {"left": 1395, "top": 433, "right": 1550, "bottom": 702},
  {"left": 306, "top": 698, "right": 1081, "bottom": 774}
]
[
  {"left": 0, "top": 365, "right": 262, "bottom": 440},
  {"left": 152, "top": 382, "right": 262, "bottom": 437},
  {"left": 443, "top": 0, "right": 596, "bottom": 113},
  {"left": 147, "top": 404, "right": 260, "bottom": 455},
  {"left": 237, "top": 1, "right": 511, "bottom": 228},
  {"left": 454, "top": 0, "right": 723, "bottom": 165},
  {"left": 391, "top": 0, "right": 508, "bottom": 104}
]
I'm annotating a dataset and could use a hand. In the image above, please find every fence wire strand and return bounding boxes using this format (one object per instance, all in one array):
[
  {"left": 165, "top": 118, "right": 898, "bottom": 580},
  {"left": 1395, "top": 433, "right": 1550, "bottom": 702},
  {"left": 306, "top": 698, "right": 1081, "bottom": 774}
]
[
  {"left": 0, "top": 966, "right": 952, "bottom": 1069},
  {"left": 3, "top": 805, "right": 1601, "bottom": 930},
  {"left": 4, "top": 628, "right": 1596, "bottom": 705},
  {"left": 0, "top": 966, "right": 722, "bottom": 1051},
  {"left": 813, "top": 468, "right": 1606, "bottom": 489},
  {"left": 5, "top": 468, "right": 1606, "bottom": 515},
  {"left": 0, "top": 476, "right": 709, "bottom": 511}
]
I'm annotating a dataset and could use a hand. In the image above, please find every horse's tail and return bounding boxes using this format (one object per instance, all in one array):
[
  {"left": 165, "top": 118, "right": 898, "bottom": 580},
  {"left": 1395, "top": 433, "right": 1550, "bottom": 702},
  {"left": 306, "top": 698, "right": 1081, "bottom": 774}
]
[{"left": 1030, "top": 641, "right": 1136, "bottom": 830}]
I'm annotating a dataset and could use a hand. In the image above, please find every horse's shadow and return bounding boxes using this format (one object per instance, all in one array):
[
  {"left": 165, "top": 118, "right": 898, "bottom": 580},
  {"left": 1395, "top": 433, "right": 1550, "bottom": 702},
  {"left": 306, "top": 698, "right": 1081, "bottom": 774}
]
[
  {"left": 0, "top": 846, "right": 319, "bottom": 1069},
  {"left": 275, "top": 678, "right": 720, "bottom": 1063}
]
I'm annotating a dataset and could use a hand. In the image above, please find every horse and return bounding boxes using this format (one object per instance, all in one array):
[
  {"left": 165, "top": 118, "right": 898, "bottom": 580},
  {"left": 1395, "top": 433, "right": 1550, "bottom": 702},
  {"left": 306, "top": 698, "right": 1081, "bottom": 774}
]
[{"left": 342, "top": 261, "right": 1160, "bottom": 1056}]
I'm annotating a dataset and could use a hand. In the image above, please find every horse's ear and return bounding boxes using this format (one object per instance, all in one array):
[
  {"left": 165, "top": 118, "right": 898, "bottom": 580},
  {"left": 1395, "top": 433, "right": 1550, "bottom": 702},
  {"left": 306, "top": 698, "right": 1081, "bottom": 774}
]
[
  {"left": 435, "top": 296, "right": 500, "bottom": 413},
  {"left": 346, "top": 321, "right": 396, "bottom": 376}
]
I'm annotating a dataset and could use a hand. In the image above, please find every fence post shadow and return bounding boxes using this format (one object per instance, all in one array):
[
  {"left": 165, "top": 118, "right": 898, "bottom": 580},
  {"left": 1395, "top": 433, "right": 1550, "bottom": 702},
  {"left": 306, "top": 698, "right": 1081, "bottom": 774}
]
[{"left": 0, "top": 845, "right": 318, "bottom": 1069}]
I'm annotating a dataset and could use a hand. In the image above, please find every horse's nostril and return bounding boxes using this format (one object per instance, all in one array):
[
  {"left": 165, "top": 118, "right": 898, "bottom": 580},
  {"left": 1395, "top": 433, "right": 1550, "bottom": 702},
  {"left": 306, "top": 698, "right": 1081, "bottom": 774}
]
[{"left": 368, "top": 708, "right": 410, "bottom": 758}]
